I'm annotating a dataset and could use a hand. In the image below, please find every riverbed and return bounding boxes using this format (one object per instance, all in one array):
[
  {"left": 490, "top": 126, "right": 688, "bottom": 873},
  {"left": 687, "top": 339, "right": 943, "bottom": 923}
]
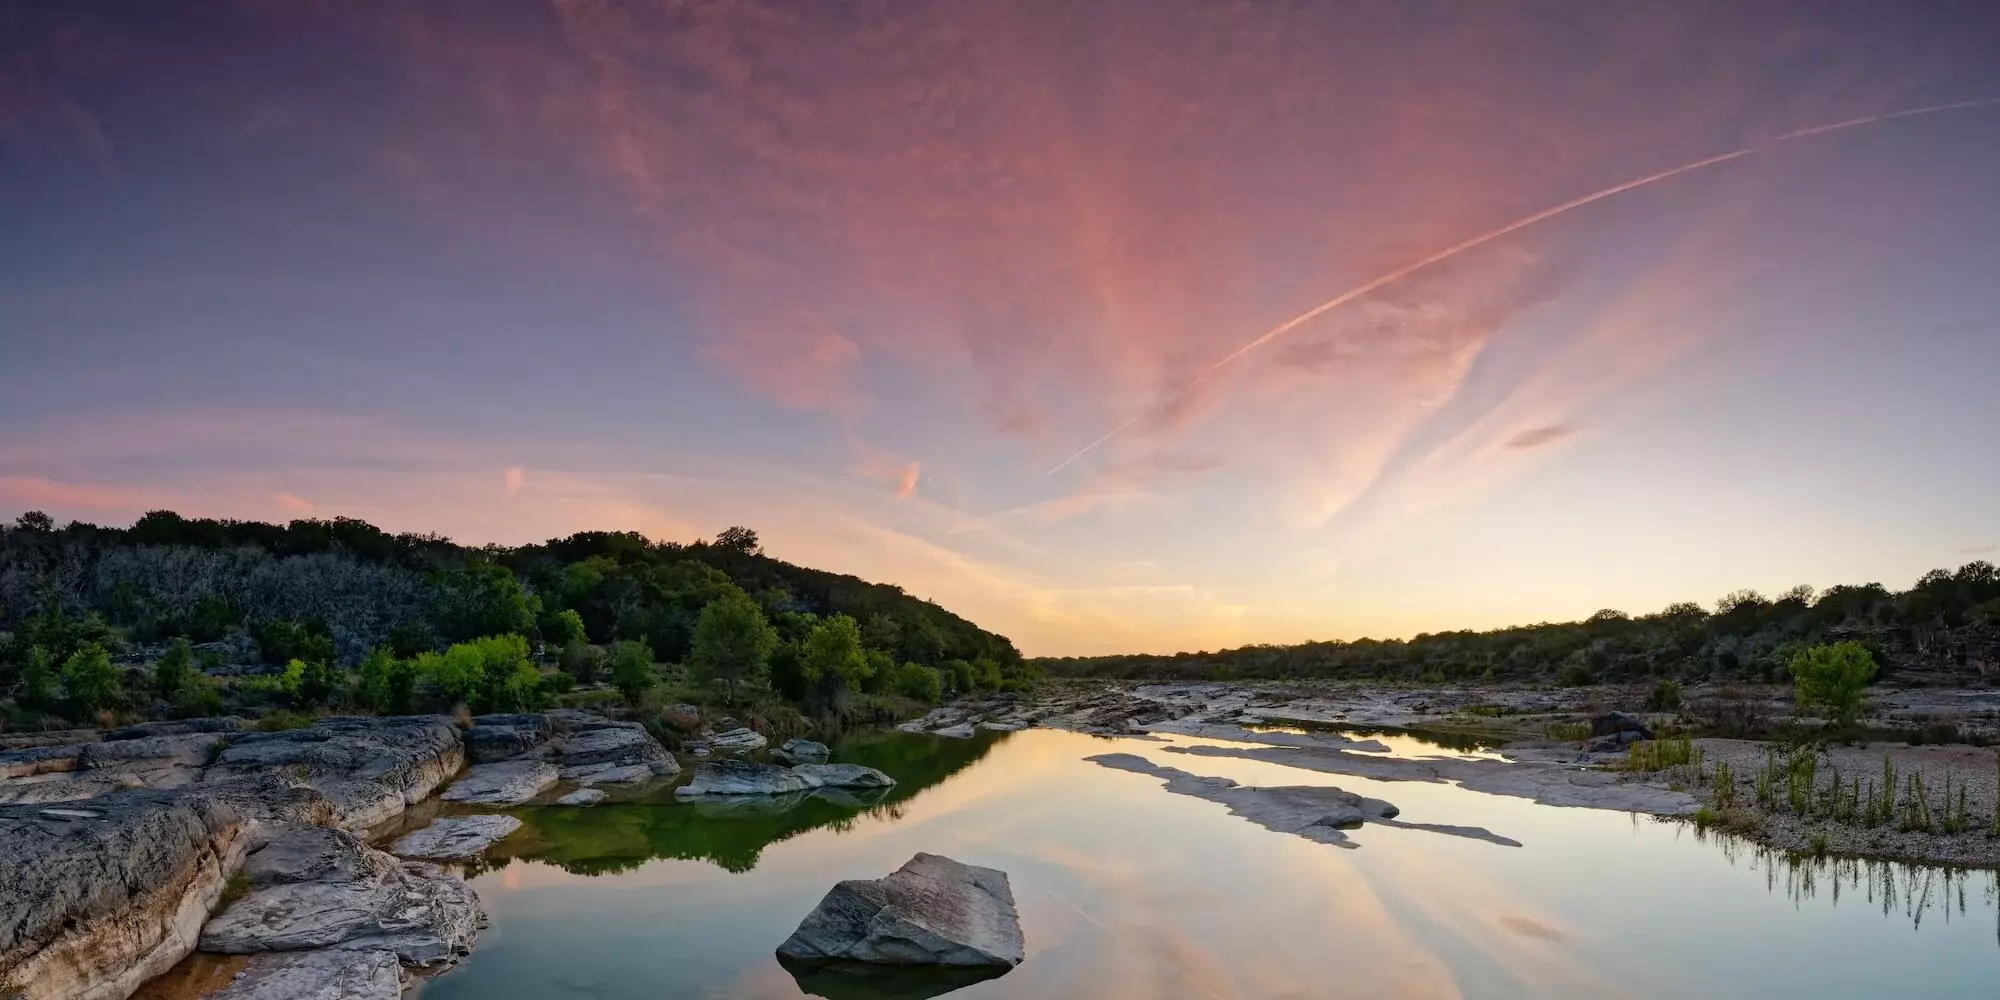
[{"left": 416, "top": 727, "right": 2000, "bottom": 999}]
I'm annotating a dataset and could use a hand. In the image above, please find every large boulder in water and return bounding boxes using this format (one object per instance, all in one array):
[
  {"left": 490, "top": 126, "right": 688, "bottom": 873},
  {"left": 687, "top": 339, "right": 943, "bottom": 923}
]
[
  {"left": 776, "top": 853, "right": 1024, "bottom": 968},
  {"left": 794, "top": 763, "right": 896, "bottom": 789},
  {"left": 772, "top": 738, "right": 830, "bottom": 764}
]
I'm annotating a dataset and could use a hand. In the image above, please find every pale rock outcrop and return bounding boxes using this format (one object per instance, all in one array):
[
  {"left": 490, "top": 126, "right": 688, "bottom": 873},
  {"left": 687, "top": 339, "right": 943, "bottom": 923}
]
[
  {"left": 441, "top": 760, "right": 559, "bottom": 806},
  {"left": 771, "top": 738, "right": 829, "bottom": 764},
  {"left": 933, "top": 724, "right": 976, "bottom": 740},
  {"left": 207, "top": 948, "right": 404, "bottom": 1000},
  {"left": 390, "top": 815, "right": 523, "bottom": 861},
  {"left": 556, "top": 788, "right": 606, "bottom": 806},
  {"left": 793, "top": 763, "right": 896, "bottom": 790},
  {"left": 0, "top": 780, "right": 332, "bottom": 1000},
  {"left": 464, "top": 714, "right": 552, "bottom": 764},
  {"left": 556, "top": 723, "right": 679, "bottom": 785},
  {"left": 0, "top": 734, "right": 230, "bottom": 806},
  {"left": 706, "top": 727, "right": 768, "bottom": 752},
  {"left": 199, "top": 825, "right": 481, "bottom": 967},
  {"left": 100, "top": 718, "right": 244, "bottom": 741},
  {"left": 675, "top": 759, "right": 816, "bottom": 796},
  {"left": 202, "top": 717, "right": 464, "bottom": 831},
  {"left": 777, "top": 853, "right": 1024, "bottom": 968}
]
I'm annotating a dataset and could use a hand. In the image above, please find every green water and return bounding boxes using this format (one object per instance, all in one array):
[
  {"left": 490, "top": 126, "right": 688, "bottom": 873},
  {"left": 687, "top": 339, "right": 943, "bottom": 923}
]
[{"left": 423, "top": 728, "right": 2000, "bottom": 999}]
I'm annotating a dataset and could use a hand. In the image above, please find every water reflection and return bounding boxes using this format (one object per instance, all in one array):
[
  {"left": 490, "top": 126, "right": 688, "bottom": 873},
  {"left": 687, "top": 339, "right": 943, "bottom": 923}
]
[
  {"left": 778, "top": 958, "right": 1010, "bottom": 1000},
  {"left": 1690, "top": 824, "right": 2000, "bottom": 940},
  {"left": 494, "top": 729, "right": 1008, "bottom": 875}
]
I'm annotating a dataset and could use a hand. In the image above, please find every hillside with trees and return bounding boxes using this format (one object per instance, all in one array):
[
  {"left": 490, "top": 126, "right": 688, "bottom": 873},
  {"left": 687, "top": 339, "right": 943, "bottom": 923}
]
[
  {"left": 1036, "top": 566, "right": 2000, "bottom": 688},
  {"left": 0, "top": 509, "right": 1025, "bottom": 730}
]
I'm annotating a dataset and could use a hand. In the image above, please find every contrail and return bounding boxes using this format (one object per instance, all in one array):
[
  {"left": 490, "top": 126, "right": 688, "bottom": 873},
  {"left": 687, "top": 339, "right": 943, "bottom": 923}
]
[{"left": 1047, "top": 96, "right": 2000, "bottom": 475}]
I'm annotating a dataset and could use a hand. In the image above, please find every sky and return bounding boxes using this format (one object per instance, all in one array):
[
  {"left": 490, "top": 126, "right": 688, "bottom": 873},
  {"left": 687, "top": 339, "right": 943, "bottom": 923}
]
[{"left": 3, "top": 1, "right": 1999, "bottom": 657}]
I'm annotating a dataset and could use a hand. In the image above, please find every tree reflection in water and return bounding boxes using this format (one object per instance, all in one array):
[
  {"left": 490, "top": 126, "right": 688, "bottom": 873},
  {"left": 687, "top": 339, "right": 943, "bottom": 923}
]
[{"left": 489, "top": 728, "right": 1011, "bottom": 875}]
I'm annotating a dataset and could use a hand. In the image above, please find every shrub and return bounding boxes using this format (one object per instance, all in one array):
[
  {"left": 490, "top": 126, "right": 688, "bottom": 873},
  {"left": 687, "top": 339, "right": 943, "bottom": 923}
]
[
  {"left": 154, "top": 637, "right": 193, "bottom": 701},
  {"left": 687, "top": 585, "right": 778, "bottom": 700},
  {"left": 891, "top": 661, "right": 944, "bottom": 703},
  {"left": 61, "top": 643, "right": 121, "bottom": 718},
  {"left": 608, "top": 639, "right": 656, "bottom": 706},
  {"left": 1788, "top": 641, "right": 1876, "bottom": 725},
  {"left": 1646, "top": 679, "right": 1683, "bottom": 712},
  {"left": 559, "top": 639, "right": 602, "bottom": 685}
]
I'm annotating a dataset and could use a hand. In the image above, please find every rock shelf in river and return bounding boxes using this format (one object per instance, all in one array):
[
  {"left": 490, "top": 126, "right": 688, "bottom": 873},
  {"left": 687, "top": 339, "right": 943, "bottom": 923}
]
[{"left": 777, "top": 853, "right": 1024, "bottom": 968}]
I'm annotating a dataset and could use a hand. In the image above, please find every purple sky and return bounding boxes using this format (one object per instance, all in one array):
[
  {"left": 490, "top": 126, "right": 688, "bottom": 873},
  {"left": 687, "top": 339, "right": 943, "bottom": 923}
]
[{"left": 4, "top": 1, "right": 1999, "bottom": 655}]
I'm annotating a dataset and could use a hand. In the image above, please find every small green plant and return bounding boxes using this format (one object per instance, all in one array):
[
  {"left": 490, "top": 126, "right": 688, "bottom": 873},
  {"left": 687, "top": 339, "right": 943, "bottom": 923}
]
[
  {"left": 1646, "top": 679, "right": 1683, "bottom": 712},
  {"left": 1807, "top": 832, "right": 1828, "bottom": 858},
  {"left": 1544, "top": 722, "right": 1590, "bottom": 742},
  {"left": 1711, "top": 761, "right": 1736, "bottom": 810},
  {"left": 1623, "top": 738, "right": 1694, "bottom": 773},
  {"left": 1787, "top": 641, "right": 1876, "bottom": 725},
  {"left": 1786, "top": 752, "right": 1817, "bottom": 817},
  {"left": 217, "top": 870, "right": 253, "bottom": 912}
]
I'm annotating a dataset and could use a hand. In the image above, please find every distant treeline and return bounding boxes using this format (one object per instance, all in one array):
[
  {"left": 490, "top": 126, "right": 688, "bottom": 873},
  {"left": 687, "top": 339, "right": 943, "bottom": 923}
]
[
  {"left": 0, "top": 509, "right": 1019, "bottom": 676},
  {"left": 1035, "top": 566, "right": 2000, "bottom": 687}
]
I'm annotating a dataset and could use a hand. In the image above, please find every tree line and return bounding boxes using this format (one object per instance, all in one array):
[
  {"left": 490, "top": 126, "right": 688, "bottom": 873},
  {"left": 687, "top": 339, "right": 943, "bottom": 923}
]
[
  {"left": 0, "top": 509, "right": 1028, "bottom": 726},
  {"left": 1035, "top": 564, "right": 2000, "bottom": 687}
]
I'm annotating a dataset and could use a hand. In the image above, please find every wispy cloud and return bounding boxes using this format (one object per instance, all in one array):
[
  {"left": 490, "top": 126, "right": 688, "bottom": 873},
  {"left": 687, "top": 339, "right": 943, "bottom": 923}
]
[{"left": 1503, "top": 425, "right": 1573, "bottom": 450}]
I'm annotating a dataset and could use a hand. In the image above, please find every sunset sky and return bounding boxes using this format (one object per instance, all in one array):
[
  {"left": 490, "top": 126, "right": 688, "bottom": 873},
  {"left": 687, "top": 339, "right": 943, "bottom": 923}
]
[{"left": 4, "top": 2, "right": 1999, "bottom": 656}]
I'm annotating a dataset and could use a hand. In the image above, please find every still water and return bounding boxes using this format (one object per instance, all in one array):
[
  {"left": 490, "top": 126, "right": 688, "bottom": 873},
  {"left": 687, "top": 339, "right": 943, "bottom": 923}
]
[{"left": 424, "top": 728, "right": 2000, "bottom": 999}]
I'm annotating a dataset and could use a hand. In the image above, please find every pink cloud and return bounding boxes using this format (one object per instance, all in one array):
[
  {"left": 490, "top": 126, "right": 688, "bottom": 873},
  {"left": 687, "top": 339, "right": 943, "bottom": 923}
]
[
  {"left": 274, "top": 491, "right": 315, "bottom": 512},
  {"left": 0, "top": 476, "right": 163, "bottom": 512}
]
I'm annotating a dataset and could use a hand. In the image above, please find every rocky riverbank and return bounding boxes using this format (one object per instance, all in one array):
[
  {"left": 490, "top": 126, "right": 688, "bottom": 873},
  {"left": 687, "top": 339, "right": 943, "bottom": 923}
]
[
  {"left": 930, "top": 679, "right": 2000, "bottom": 868},
  {"left": 0, "top": 709, "right": 692, "bottom": 1000}
]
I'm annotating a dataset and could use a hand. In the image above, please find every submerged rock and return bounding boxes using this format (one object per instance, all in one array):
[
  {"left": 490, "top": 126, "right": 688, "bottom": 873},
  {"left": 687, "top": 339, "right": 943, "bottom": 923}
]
[
  {"left": 208, "top": 948, "right": 405, "bottom": 1000},
  {"left": 556, "top": 788, "right": 607, "bottom": 806},
  {"left": 933, "top": 724, "right": 976, "bottom": 740},
  {"left": 1088, "top": 753, "right": 1411, "bottom": 848},
  {"left": 391, "top": 815, "right": 523, "bottom": 860},
  {"left": 199, "top": 824, "right": 481, "bottom": 967},
  {"left": 772, "top": 738, "right": 830, "bottom": 764},
  {"left": 675, "top": 759, "right": 816, "bottom": 796},
  {"left": 777, "top": 853, "right": 1024, "bottom": 968},
  {"left": 793, "top": 763, "right": 896, "bottom": 789},
  {"left": 441, "top": 760, "right": 559, "bottom": 806}
]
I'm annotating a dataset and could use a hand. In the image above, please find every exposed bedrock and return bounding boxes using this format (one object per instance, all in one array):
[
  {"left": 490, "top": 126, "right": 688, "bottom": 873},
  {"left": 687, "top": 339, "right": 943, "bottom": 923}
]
[
  {"left": 440, "top": 760, "right": 560, "bottom": 806},
  {"left": 205, "top": 949, "right": 404, "bottom": 1000},
  {"left": 201, "top": 717, "right": 465, "bottom": 831},
  {"left": 390, "top": 815, "right": 524, "bottom": 861},
  {"left": 198, "top": 824, "right": 482, "bottom": 967},
  {"left": 0, "top": 780, "right": 333, "bottom": 1000},
  {"left": 676, "top": 759, "right": 817, "bottom": 796}
]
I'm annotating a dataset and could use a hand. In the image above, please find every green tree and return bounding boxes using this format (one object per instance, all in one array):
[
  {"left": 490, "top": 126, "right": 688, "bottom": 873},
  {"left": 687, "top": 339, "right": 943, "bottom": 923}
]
[
  {"left": 688, "top": 586, "right": 778, "bottom": 701},
  {"left": 433, "top": 561, "right": 534, "bottom": 642},
  {"left": 800, "top": 614, "right": 872, "bottom": 698},
  {"left": 154, "top": 636, "right": 193, "bottom": 701},
  {"left": 20, "top": 646, "right": 57, "bottom": 709},
  {"left": 356, "top": 645, "right": 403, "bottom": 713},
  {"left": 892, "top": 661, "right": 943, "bottom": 703},
  {"left": 1787, "top": 641, "right": 1877, "bottom": 725},
  {"left": 544, "top": 608, "right": 587, "bottom": 647},
  {"left": 62, "top": 643, "right": 120, "bottom": 718},
  {"left": 559, "top": 638, "right": 602, "bottom": 685},
  {"left": 714, "top": 526, "right": 761, "bottom": 555},
  {"left": 608, "top": 639, "right": 656, "bottom": 706}
]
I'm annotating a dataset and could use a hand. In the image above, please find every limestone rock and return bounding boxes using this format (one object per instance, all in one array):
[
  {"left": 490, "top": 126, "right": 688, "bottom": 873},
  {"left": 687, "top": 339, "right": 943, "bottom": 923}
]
[
  {"left": 707, "top": 727, "right": 768, "bottom": 751},
  {"left": 441, "top": 760, "right": 559, "bottom": 806},
  {"left": 390, "top": 815, "right": 523, "bottom": 861},
  {"left": 0, "top": 780, "right": 332, "bottom": 1000},
  {"left": 793, "top": 763, "right": 896, "bottom": 789},
  {"left": 208, "top": 948, "right": 405, "bottom": 1000},
  {"left": 559, "top": 724, "right": 674, "bottom": 770},
  {"left": 1590, "top": 712, "right": 1652, "bottom": 740},
  {"left": 771, "top": 738, "right": 829, "bottom": 764},
  {"left": 0, "top": 732, "right": 228, "bottom": 806},
  {"left": 465, "top": 714, "right": 553, "bottom": 764},
  {"left": 203, "top": 717, "right": 464, "bottom": 831},
  {"left": 933, "top": 724, "right": 976, "bottom": 740},
  {"left": 776, "top": 853, "right": 1024, "bottom": 968},
  {"left": 101, "top": 717, "right": 245, "bottom": 741},
  {"left": 560, "top": 762, "right": 665, "bottom": 786},
  {"left": 199, "top": 824, "right": 481, "bottom": 967},
  {"left": 556, "top": 788, "right": 606, "bottom": 806},
  {"left": 675, "top": 759, "right": 816, "bottom": 796}
]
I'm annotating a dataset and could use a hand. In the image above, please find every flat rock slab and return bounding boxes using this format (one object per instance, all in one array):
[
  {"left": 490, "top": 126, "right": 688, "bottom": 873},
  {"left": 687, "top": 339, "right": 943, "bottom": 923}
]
[
  {"left": 441, "top": 760, "right": 559, "bottom": 806},
  {"left": 201, "top": 824, "right": 481, "bottom": 967},
  {"left": 391, "top": 815, "right": 523, "bottom": 860},
  {"left": 466, "top": 714, "right": 553, "bottom": 764},
  {"left": 560, "top": 761, "right": 672, "bottom": 786},
  {"left": 794, "top": 763, "right": 896, "bottom": 789},
  {"left": 203, "top": 716, "right": 464, "bottom": 831},
  {"left": 208, "top": 948, "right": 405, "bottom": 1000},
  {"left": 676, "top": 759, "right": 816, "bottom": 796},
  {"left": 1089, "top": 753, "right": 1521, "bottom": 849},
  {"left": 771, "top": 738, "right": 829, "bottom": 764},
  {"left": 556, "top": 788, "right": 606, "bottom": 806},
  {"left": 706, "top": 728, "right": 768, "bottom": 751},
  {"left": 777, "top": 853, "right": 1023, "bottom": 968}
]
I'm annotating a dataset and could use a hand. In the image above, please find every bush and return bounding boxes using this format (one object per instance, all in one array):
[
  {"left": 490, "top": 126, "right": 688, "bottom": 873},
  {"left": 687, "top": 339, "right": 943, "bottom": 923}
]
[
  {"left": 891, "top": 661, "right": 944, "bottom": 703},
  {"left": 1788, "top": 641, "right": 1876, "bottom": 725},
  {"left": 1647, "top": 679, "right": 1683, "bottom": 712},
  {"left": 171, "top": 672, "right": 224, "bottom": 718},
  {"left": 154, "top": 637, "right": 193, "bottom": 701},
  {"left": 61, "top": 643, "right": 121, "bottom": 718},
  {"left": 559, "top": 639, "right": 602, "bottom": 685},
  {"left": 608, "top": 639, "right": 656, "bottom": 706}
]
